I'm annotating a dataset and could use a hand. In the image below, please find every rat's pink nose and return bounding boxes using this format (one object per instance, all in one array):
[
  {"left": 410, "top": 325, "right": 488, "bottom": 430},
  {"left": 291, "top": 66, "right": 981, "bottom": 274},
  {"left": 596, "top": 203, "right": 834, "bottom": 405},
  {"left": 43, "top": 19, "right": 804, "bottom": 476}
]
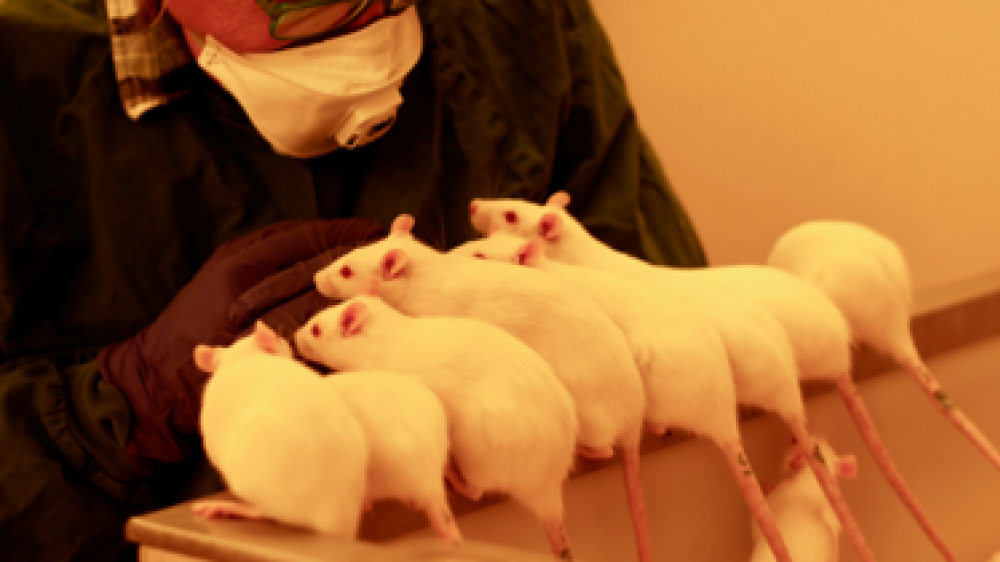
[{"left": 470, "top": 200, "right": 479, "bottom": 216}]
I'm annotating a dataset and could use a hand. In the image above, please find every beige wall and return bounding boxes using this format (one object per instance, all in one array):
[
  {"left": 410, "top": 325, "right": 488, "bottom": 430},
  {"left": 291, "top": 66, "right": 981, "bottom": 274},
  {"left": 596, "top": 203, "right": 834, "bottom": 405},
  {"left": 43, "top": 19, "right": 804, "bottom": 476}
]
[
  {"left": 592, "top": 0, "right": 1000, "bottom": 312},
  {"left": 397, "top": 2, "right": 1000, "bottom": 560}
]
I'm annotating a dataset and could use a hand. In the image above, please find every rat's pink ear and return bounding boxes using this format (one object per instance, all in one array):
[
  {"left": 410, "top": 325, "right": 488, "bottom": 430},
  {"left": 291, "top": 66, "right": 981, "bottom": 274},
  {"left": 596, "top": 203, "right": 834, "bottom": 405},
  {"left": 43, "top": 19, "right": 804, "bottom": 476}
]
[
  {"left": 253, "top": 321, "right": 282, "bottom": 355},
  {"left": 194, "top": 345, "right": 220, "bottom": 373},
  {"left": 538, "top": 213, "right": 562, "bottom": 241},
  {"left": 391, "top": 214, "right": 415, "bottom": 236},
  {"left": 835, "top": 454, "right": 859, "bottom": 479},
  {"left": 517, "top": 238, "right": 545, "bottom": 266},
  {"left": 380, "top": 248, "right": 408, "bottom": 280},
  {"left": 546, "top": 191, "right": 571, "bottom": 209},
  {"left": 339, "top": 300, "right": 369, "bottom": 338}
]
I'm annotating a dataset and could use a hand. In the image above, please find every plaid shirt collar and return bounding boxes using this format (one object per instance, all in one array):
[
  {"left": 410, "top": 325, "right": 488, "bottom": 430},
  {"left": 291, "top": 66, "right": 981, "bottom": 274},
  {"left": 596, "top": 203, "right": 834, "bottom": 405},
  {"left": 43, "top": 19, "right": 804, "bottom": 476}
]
[{"left": 106, "top": 0, "right": 194, "bottom": 119}]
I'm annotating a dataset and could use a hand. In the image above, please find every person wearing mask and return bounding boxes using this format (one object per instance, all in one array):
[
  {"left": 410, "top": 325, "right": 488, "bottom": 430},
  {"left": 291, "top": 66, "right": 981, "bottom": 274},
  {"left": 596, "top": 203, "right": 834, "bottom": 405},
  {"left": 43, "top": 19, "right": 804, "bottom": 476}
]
[{"left": 0, "top": 0, "right": 707, "bottom": 559}]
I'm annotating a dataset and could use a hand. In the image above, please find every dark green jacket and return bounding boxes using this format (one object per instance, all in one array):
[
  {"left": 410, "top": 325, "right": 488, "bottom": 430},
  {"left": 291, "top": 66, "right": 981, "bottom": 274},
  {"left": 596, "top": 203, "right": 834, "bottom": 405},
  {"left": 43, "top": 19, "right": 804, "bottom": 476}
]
[{"left": 0, "top": 0, "right": 706, "bottom": 559}]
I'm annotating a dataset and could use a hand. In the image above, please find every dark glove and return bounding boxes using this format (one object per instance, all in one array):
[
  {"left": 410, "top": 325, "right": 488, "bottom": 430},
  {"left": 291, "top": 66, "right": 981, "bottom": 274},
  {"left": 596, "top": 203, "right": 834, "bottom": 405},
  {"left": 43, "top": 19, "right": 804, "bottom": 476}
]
[{"left": 98, "top": 219, "right": 387, "bottom": 474}]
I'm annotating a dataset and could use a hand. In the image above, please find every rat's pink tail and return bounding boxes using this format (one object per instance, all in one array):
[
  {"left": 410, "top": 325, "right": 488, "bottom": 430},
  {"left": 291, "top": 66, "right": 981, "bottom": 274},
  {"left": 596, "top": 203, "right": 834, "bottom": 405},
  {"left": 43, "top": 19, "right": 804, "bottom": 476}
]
[
  {"left": 835, "top": 377, "right": 957, "bottom": 562},
  {"left": 425, "top": 498, "right": 463, "bottom": 545},
  {"left": 905, "top": 360, "right": 1000, "bottom": 474},
  {"left": 720, "top": 441, "right": 792, "bottom": 562},
  {"left": 543, "top": 518, "right": 574, "bottom": 561},
  {"left": 621, "top": 441, "right": 654, "bottom": 562},
  {"left": 787, "top": 418, "right": 878, "bottom": 562}
]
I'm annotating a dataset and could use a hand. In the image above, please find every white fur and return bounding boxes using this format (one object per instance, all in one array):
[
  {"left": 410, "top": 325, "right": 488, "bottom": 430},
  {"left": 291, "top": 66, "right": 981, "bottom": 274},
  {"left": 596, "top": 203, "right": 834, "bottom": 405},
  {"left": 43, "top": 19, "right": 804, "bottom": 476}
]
[
  {"left": 451, "top": 233, "right": 739, "bottom": 444},
  {"left": 680, "top": 266, "right": 852, "bottom": 382},
  {"left": 751, "top": 471, "right": 841, "bottom": 562},
  {"left": 470, "top": 197, "right": 852, "bottom": 384},
  {"left": 198, "top": 331, "right": 368, "bottom": 536},
  {"left": 314, "top": 230, "right": 645, "bottom": 453},
  {"left": 767, "top": 220, "right": 920, "bottom": 369},
  {"left": 750, "top": 440, "right": 857, "bottom": 562},
  {"left": 325, "top": 371, "right": 451, "bottom": 514},
  {"left": 296, "top": 295, "right": 577, "bottom": 523},
  {"left": 470, "top": 199, "right": 806, "bottom": 417}
]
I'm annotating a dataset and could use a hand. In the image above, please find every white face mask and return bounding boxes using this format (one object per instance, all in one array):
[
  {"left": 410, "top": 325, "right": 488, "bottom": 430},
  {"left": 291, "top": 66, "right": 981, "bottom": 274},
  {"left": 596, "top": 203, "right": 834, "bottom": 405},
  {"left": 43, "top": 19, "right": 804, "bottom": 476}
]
[{"left": 191, "top": 6, "right": 423, "bottom": 158}]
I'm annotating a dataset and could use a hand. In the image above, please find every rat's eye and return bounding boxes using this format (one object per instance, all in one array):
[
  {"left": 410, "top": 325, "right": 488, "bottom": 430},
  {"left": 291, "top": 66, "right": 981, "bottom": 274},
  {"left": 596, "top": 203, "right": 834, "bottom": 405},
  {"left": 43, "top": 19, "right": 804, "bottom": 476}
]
[
  {"left": 311, "top": 324, "right": 322, "bottom": 338},
  {"left": 473, "top": 252, "right": 486, "bottom": 259},
  {"left": 340, "top": 265, "right": 353, "bottom": 279},
  {"left": 503, "top": 210, "right": 518, "bottom": 224}
]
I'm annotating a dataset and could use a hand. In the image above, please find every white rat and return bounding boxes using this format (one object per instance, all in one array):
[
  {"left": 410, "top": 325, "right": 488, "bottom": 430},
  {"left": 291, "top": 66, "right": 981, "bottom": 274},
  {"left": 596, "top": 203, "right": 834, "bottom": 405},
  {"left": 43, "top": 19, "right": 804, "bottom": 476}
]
[
  {"left": 313, "top": 216, "right": 653, "bottom": 562},
  {"left": 451, "top": 232, "right": 796, "bottom": 561},
  {"left": 295, "top": 295, "right": 579, "bottom": 560},
  {"left": 195, "top": 324, "right": 459, "bottom": 542},
  {"left": 768, "top": 220, "right": 1000, "bottom": 475},
  {"left": 192, "top": 321, "right": 369, "bottom": 537},
  {"left": 323, "top": 370, "right": 461, "bottom": 543},
  {"left": 750, "top": 437, "right": 859, "bottom": 562},
  {"left": 468, "top": 194, "right": 918, "bottom": 562}
]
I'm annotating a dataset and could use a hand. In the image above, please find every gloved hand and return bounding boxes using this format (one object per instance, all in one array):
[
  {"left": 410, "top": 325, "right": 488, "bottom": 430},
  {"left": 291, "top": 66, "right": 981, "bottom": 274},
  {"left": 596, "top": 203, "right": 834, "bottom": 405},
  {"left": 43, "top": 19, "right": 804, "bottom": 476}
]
[{"left": 98, "top": 219, "right": 386, "bottom": 474}]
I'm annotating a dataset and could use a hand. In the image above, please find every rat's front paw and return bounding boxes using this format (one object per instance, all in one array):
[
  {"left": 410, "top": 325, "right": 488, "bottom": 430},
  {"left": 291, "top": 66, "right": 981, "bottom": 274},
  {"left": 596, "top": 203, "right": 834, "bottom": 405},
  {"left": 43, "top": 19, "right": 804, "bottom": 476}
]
[{"left": 192, "top": 499, "right": 268, "bottom": 521}]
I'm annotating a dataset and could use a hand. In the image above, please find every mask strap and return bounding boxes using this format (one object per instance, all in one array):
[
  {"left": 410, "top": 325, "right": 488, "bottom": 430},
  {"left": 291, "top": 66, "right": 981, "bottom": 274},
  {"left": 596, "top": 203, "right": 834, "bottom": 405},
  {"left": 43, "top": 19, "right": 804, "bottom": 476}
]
[
  {"left": 184, "top": 26, "right": 206, "bottom": 50},
  {"left": 149, "top": 0, "right": 171, "bottom": 30}
]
